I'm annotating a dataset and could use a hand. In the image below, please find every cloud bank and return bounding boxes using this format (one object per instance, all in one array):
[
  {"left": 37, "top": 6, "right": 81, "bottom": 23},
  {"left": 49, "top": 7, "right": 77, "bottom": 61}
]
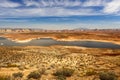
[{"left": 0, "top": 0, "right": 120, "bottom": 18}]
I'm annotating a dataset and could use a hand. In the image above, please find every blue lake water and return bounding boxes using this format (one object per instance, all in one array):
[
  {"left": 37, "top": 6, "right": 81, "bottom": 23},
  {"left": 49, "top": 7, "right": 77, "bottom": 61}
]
[{"left": 0, "top": 37, "right": 120, "bottom": 49}]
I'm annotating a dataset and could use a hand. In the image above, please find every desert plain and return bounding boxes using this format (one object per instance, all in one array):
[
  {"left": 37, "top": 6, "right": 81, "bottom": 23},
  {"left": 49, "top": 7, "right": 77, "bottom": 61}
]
[{"left": 0, "top": 30, "right": 120, "bottom": 80}]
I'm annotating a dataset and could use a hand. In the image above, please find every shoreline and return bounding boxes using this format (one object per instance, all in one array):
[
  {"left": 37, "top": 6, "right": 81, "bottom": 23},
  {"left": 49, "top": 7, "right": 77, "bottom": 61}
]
[{"left": 1, "top": 36, "right": 120, "bottom": 45}]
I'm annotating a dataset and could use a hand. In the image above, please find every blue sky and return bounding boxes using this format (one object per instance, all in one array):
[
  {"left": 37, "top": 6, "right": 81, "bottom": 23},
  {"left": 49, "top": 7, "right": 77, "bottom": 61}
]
[{"left": 0, "top": 0, "right": 120, "bottom": 29}]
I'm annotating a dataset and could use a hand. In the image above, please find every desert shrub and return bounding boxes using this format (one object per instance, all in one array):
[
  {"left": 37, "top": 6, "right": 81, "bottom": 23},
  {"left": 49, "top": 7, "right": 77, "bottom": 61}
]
[
  {"left": 6, "top": 63, "right": 18, "bottom": 68},
  {"left": 18, "top": 66, "right": 25, "bottom": 71},
  {"left": 12, "top": 72, "right": 23, "bottom": 78},
  {"left": 0, "top": 75, "right": 11, "bottom": 80},
  {"left": 99, "top": 71, "right": 117, "bottom": 80},
  {"left": 85, "top": 68, "right": 96, "bottom": 76},
  {"left": 53, "top": 68, "right": 74, "bottom": 77},
  {"left": 27, "top": 70, "right": 41, "bottom": 79},
  {"left": 56, "top": 75, "right": 66, "bottom": 80},
  {"left": 38, "top": 68, "right": 46, "bottom": 75}
]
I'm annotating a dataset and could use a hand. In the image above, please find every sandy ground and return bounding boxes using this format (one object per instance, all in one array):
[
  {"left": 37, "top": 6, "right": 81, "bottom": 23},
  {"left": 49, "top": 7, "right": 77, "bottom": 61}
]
[{"left": 0, "top": 46, "right": 120, "bottom": 80}]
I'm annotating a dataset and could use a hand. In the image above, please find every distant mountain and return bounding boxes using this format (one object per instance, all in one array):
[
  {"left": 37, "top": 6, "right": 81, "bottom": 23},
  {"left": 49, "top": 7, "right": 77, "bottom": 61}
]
[{"left": 73, "top": 27, "right": 89, "bottom": 30}]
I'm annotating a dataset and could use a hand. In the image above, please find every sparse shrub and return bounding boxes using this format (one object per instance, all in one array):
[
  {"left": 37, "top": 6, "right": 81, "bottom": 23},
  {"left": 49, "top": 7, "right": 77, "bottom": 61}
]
[
  {"left": 18, "top": 66, "right": 25, "bottom": 71},
  {"left": 56, "top": 75, "right": 66, "bottom": 80},
  {"left": 86, "top": 68, "right": 96, "bottom": 76},
  {"left": 6, "top": 63, "right": 18, "bottom": 67},
  {"left": 53, "top": 68, "right": 74, "bottom": 77},
  {"left": 99, "top": 71, "right": 117, "bottom": 80},
  {"left": 27, "top": 70, "right": 41, "bottom": 79},
  {"left": 12, "top": 72, "right": 23, "bottom": 78},
  {"left": 0, "top": 75, "right": 11, "bottom": 80},
  {"left": 38, "top": 68, "right": 45, "bottom": 74}
]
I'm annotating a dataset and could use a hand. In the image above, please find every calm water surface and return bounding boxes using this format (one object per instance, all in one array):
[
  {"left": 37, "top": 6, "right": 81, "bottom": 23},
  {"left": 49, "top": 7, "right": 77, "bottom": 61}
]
[{"left": 0, "top": 37, "right": 120, "bottom": 49}]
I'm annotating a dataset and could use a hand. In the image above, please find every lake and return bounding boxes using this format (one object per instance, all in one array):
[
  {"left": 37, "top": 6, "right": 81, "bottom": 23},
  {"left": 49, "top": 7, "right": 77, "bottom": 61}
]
[{"left": 0, "top": 37, "right": 120, "bottom": 49}]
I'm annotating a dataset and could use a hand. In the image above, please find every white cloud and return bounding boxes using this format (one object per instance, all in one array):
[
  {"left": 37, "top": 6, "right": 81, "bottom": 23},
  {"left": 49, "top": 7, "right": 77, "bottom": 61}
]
[
  {"left": 62, "top": 0, "right": 81, "bottom": 7},
  {"left": 83, "top": 0, "right": 107, "bottom": 7},
  {"left": 0, "top": 0, "right": 101, "bottom": 18},
  {"left": 0, "top": 7, "right": 101, "bottom": 18},
  {"left": 23, "top": 0, "right": 81, "bottom": 7},
  {"left": 23, "top": 0, "right": 40, "bottom": 7},
  {"left": 0, "top": 0, "right": 21, "bottom": 8},
  {"left": 0, "top": 0, "right": 120, "bottom": 18},
  {"left": 103, "top": 0, "right": 120, "bottom": 14}
]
